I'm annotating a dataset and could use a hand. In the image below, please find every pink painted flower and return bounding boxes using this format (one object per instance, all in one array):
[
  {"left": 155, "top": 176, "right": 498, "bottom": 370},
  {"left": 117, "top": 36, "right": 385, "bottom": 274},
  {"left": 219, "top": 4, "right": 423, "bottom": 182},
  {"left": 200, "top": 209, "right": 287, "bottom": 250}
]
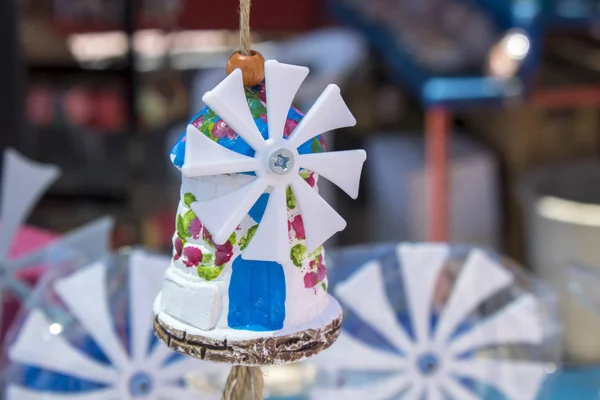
[
  {"left": 213, "top": 120, "right": 237, "bottom": 139},
  {"left": 319, "top": 135, "right": 328, "bottom": 152},
  {"left": 215, "top": 241, "right": 234, "bottom": 266},
  {"left": 174, "top": 237, "right": 183, "bottom": 260},
  {"left": 191, "top": 115, "right": 204, "bottom": 129},
  {"left": 304, "top": 272, "right": 319, "bottom": 289},
  {"left": 259, "top": 114, "right": 267, "bottom": 123},
  {"left": 316, "top": 256, "right": 327, "bottom": 281},
  {"left": 283, "top": 119, "right": 298, "bottom": 138},
  {"left": 183, "top": 246, "right": 203, "bottom": 267},
  {"left": 257, "top": 85, "right": 267, "bottom": 103},
  {"left": 288, "top": 215, "right": 306, "bottom": 240},
  {"left": 303, "top": 172, "right": 316, "bottom": 188},
  {"left": 189, "top": 217, "right": 202, "bottom": 239},
  {"left": 203, "top": 228, "right": 234, "bottom": 267},
  {"left": 203, "top": 229, "right": 216, "bottom": 247}
]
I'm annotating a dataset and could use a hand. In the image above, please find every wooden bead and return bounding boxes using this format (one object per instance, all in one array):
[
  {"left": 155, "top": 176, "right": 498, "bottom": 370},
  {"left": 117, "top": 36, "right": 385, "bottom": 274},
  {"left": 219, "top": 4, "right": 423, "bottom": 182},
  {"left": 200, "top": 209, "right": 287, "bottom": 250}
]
[{"left": 226, "top": 50, "right": 265, "bottom": 87}]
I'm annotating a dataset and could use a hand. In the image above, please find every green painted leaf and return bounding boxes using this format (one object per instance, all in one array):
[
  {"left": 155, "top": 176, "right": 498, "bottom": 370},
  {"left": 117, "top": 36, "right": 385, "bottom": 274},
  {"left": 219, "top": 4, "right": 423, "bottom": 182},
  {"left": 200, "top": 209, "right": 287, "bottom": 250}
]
[
  {"left": 310, "top": 246, "right": 323, "bottom": 259},
  {"left": 176, "top": 214, "right": 190, "bottom": 238},
  {"left": 205, "top": 108, "right": 218, "bottom": 121},
  {"left": 229, "top": 231, "right": 237, "bottom": 246},
  {"left": 240, "top": 224, "right": 258, "bottom": 251},
  {"left": 184, "top": 193, "right": 197, "bottom": 208},
  {"left": 247, "top": 96, "right": 267, "bottom": 119},
  {"left": 286, "top": 187, "right": 296, "bottom": 209},
  {"left": 200, "top": 120, "right": 216, "bottom": 141},
  {"left": 182, "top": 210, "right": 196, "bottom": 234},
  {"left": 197, "top": 265, "right": 224, "bottom": 281},
  {"left": 311, "top": 137, "right": 324, "bottom": 153},
  {"left": 290, "top": 244, "right": 306, "bottom": 267},
  {"left": 202, "top": 253, "right": 213, "bottom": 264},
  {"left": 321, "top": 282, "right": 327, "bottom": 292}
]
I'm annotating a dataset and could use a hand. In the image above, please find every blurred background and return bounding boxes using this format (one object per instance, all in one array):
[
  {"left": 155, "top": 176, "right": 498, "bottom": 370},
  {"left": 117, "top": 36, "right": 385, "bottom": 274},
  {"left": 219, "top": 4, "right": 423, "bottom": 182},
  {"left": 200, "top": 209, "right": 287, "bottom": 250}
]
[{"left": 4, "top": 0, "right": 600, "bottom": 364}]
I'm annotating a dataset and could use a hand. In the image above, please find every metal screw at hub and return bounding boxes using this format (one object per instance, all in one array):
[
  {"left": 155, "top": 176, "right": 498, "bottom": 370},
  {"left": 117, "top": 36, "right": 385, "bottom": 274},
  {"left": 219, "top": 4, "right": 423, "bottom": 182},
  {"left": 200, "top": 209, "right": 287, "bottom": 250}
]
[{"left": 269, "top": 148, "right": 295, "bottom": 175}]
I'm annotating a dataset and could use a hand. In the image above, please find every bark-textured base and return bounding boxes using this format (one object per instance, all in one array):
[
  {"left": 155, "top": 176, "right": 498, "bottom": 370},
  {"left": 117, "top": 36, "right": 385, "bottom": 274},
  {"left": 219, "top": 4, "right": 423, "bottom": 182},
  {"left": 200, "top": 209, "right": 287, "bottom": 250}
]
[{"left": 153, "top": 314, "right": 342, "bottom": 366}]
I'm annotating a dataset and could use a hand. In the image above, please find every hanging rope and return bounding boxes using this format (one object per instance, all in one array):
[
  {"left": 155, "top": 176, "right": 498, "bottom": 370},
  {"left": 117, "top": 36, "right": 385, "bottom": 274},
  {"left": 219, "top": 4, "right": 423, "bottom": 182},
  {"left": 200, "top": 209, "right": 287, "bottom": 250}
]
[
  {"left": 238, "top": 0, "right": 252, "bottom": 55},
  {"left": 221, "top": 366, "right": 264, "bottom": 400}
]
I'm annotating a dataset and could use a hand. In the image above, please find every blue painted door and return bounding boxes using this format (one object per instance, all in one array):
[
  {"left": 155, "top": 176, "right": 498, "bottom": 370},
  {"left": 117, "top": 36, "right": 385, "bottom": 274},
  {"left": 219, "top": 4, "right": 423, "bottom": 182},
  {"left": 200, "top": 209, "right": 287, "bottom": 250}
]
[{"left": 228, "top": 256, "right": 286, "bottom": 331}]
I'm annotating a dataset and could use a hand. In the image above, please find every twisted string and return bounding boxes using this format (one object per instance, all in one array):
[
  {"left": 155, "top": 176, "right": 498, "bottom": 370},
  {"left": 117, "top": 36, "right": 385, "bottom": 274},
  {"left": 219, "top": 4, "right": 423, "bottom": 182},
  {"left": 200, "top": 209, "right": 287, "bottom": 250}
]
[
  {"left": 221, "top": 366, "right": 264, "bottom": 400},
  {"left": 239, "top": 0, "right": 252, "bottom": 55}
]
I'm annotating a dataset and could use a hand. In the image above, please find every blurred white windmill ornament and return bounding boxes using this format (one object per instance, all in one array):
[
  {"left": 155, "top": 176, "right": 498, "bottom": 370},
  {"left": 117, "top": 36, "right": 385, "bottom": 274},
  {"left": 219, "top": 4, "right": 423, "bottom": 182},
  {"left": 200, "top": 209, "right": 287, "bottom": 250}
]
[
  {"left": 183, "top": 60, "right": 366, "bottom": 263},
  {"left": 7, "top": 250, "right": 220, "bottom": 399},
  {"left": 0, "top": 149, "right": 113, "bottom": 329},
  {"left": 311, "top": 244, "right": 552, "bottom": 400}
]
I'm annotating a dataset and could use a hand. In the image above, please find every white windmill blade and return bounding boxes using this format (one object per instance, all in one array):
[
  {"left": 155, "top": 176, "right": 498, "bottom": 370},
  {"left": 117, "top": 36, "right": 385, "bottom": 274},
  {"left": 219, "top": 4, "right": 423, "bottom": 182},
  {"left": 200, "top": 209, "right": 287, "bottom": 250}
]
[
  {"left": 450, "top": 358, "right": 547, "bottom": 400},
  {"left": 0, "top": 149, "right": 60, "bottom": 261},
  {"left": 434, "top": 249, "right": 514, "bottom": 345},
  {"left": 264, "top": 60, "right": 309, "bottom": 141},
  {"left": 8, "top": 310, "right": 119, "bottom": 385},
  {"left": 316, "top": 246, "right": 550, "bottom": 400},
  {"left": 290, "top": 178, "right": 346, "bottom": 252},
  {"left": 402, "top": 382, "right": 425, "bottom": 400},
  {"left": 311, "top": 332, "right": 407, "bottom": 372},
  {"left": 310, "top": 375, "right": 412, "bottom": 400},
  {"left": 398, "top": 243, "right": 449, "bottom": 347},
  {"left": 54, "top": 261, "right": 129, "bottom": 370},
  {"left": 182, "top": 125, "right": 259, "bottom": 178},
  {"left": 242, "top": 185, "right": 289, "bottom": 263},
  {"left": 158, "top": 386, "right": 217, "bottom": 400},
  {"left": 7, "top": 386, "right": 120, "bottom": 400},
  {"left": 298, "top": 150, "right": 367, "bottom": 199},
  {"left": 147, "top": 340, "right": 177, "bottom": 369},
  {"left": 129, "top": 250, "right": 169, "bottom": 366},
  {"left": 287, "top": 84, "right": 356, "bottom": 149},
  {"left": 8, "top": 251, "right": 202, "bottom": 399},
  {"left": 8, "top": 216, "right": 114, "bottom": 272},
  {"left": 427, "top": 385, "right": 444, "bottom": 400},
  {"left": 202, "top": 68, "right": 266, "bottom": 152},
  {"left": 334, "top": 260, "right": 413, "bottom": 354},
  {"left": 449, "top": 294, "right": 544, "bottom": 356},
  {"left": 439, "top": 376, "right": 479, "bottom": 400},
  {"left": 191, "top": 177, "right": 268, "bottom": 244}
]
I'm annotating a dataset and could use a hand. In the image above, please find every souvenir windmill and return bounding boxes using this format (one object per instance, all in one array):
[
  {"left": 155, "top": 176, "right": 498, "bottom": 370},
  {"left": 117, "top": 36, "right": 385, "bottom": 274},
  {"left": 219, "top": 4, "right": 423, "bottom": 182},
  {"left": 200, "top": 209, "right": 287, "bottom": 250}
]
[
  {"left": 6, "top": 249, "right": 218, "bottom": 399},
  {"left": 152, "top": 1, "right": 366, "bottom": 398},
  {"left": 310, "top": 244, "right": 558, "bottom": 400},
  {"left": 0, "top": 149, "right": 113, "bottom": 335}
]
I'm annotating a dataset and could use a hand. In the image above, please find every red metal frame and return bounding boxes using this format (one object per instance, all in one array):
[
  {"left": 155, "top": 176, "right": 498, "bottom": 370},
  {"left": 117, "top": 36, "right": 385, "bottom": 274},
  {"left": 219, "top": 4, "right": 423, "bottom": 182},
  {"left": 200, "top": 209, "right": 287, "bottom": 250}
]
[
  {"left": 425, "top": 85, "right": 600, "bottom": 243},
  {"left": 426, "top": 107, "right": 450, "bottom": 242}
]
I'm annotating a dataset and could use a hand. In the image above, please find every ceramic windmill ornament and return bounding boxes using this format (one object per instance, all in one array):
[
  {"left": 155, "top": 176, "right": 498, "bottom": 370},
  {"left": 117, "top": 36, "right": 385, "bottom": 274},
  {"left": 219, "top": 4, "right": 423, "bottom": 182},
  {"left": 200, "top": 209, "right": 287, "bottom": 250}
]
[
  {"left": 0, "top": 149, "right": 113, "bottom": 331},
  {"left": 6, "top": 249, "right": 217, "bottom": 399},
  {"left": 310, "top": 244, "right": 556, "bottom": 400},
  {"left": 154, "top": 59, "right": 364, "bottom": 352},
  {"left": 153, "top": 3, "right": 365, "bottom": 397}
]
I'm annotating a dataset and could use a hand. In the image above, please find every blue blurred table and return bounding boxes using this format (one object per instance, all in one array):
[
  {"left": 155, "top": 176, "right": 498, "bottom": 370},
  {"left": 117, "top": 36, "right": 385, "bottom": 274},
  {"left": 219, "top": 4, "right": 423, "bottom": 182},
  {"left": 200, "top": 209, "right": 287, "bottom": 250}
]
[{"left": 539, "top": 366, "right": 600, "bottom": 399}]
